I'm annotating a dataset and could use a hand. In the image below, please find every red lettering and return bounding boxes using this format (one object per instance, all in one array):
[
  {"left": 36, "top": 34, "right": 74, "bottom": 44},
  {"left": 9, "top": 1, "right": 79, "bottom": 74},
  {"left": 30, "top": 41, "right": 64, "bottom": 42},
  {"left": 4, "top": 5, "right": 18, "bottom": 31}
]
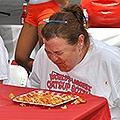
[
  {"left": 54, "top": 74, "right": 58, "bottom": 80},
  {"left": 58, "top": 81, "right": 63, "bottom": 90},
  {"left": 80, "top": 83, "right": 86, "bottom": 89},
  {"left": 64, "top": 75, "right": 69, "bottom": 81},
  {"left": 71, "top": 85, "right": 89, "bottom": 94},
  {"left": 78, "top": 82, "right": 92, "bottom": 92},
  {"left": 49, "top": 74, "right": 56, "bottom": 80},
  {"left": 66, "top": 83, "right": 70, "bottom": 91},
  {"left": 54, "top": 81, "right": 59, "bottom": 89},
  {"left": 68, "top": 77, "right": 72, "bottom": 82},
  {"left": 47, "top": 80, "right": 51, "bottom": 89},
  {"left": 86, "top": 85, "right": 92, "bottom": 92},
  {"left": 76, "top": 80, "right": 80, "bottom": 85},
  {"left": 71, "top": 85, "right": 76, "bottom": 93},
  {"left": 78, "top": 81, "right": 83, "bottom": 86},
  {"left": 57, "top": 74, "right": 63, "bottom": 81},
  {"left": 72, "top": 79, "right": 77, "bottom": 84},
  {"left": 60, "top": 75, "right": 65, "bottom": 81},
  {"left": 51, "top": 81, "right": 55, "bottom": 88},
  {"left": 75, "top": 87, "right": 79, "bottom": 93},
  {"left": 57, "top": 74, "right": 61, "bottom": 80},
  {"left": 79, "top": 87, "right": 89, "bottom": 94},
  {"left": 62, "top": 82, "right": 66, "bottom": 90}
]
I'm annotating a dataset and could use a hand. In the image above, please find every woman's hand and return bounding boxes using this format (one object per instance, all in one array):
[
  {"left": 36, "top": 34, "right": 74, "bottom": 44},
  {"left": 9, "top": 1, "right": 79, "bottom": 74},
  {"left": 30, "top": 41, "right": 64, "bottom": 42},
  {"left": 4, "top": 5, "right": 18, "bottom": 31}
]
[
  {"left": 25, "top": 0, "right": 29, "bottom": 2},
  {"left": 54, "top": 0, "right": 69, "bottom": 6},
  {"left": 0, "top": 80, "right": 3, "bottom": 84}
]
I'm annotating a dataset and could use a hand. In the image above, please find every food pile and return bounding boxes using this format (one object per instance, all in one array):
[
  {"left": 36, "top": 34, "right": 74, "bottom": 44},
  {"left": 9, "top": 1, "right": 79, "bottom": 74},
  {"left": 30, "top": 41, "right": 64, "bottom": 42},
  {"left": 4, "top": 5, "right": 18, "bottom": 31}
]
[
  {"left": 71, "top": 97, "right": 86, "bottom": 104},
  {"left": 17, "top": 93, "right": 76, "bottom": 105},
  {"left": 9, "top": 90, "right": 86, "bottom": 107},
  {"left": 9, "top": 93, "right": 15, "bottom": 99}
]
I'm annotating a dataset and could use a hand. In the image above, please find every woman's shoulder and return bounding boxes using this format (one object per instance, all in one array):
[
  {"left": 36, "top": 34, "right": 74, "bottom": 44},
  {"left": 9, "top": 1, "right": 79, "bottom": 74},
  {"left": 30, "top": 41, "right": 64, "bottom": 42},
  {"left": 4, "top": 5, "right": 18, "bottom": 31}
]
[
  {"left": 91, "top": 38, "right": 120, "bottom": 63},
  {"left": 89, "top": 36, "right": 120, "bottom": 60}
]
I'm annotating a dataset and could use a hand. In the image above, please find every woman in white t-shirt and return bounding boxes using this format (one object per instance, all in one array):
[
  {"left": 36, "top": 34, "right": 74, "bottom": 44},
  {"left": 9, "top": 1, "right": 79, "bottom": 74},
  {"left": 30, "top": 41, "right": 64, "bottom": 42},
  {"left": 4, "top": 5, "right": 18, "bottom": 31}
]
[
  {"left": 27, "top": 4, "right": 120, "bottom": 119},
  {"left": 0, "top": 36, "right": 11, "bottom": 84}
]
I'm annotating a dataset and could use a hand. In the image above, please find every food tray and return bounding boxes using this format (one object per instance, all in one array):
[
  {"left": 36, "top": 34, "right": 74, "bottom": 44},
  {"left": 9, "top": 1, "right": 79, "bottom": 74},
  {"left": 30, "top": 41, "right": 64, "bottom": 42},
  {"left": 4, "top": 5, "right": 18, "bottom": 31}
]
[{"left": 13, "top": 90, "right": 79, "bottom": 107}]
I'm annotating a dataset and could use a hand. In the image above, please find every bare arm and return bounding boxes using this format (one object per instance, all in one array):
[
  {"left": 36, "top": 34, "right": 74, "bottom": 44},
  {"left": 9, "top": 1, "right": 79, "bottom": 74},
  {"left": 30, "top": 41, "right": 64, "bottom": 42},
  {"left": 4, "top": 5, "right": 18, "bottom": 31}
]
[
  {"left": 15, "top": 23, "right": 38, "bottom": 72},
  {"left": 25, "top": 0, "right": 29, "bottom": 2},
  {"left": 54, "top": 0, "right": 69, "bottom": 6},
  {"left": 0, "top": 80, "right": 3, "bottom": 84}
]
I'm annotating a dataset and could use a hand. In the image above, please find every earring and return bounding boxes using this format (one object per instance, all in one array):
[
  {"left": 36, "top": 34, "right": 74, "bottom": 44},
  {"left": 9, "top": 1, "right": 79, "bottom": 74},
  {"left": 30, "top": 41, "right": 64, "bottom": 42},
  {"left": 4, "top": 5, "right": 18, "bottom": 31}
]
[{"left": 79, "top": 49, "right": 82, "bottom": 57}]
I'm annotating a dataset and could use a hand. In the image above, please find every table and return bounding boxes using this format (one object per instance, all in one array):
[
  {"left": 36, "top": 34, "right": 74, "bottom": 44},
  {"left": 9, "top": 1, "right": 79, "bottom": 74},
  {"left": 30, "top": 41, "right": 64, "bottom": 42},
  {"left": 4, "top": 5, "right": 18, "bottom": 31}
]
[{"left": 0, "top": 84, "right": 111, "bottom": 120}]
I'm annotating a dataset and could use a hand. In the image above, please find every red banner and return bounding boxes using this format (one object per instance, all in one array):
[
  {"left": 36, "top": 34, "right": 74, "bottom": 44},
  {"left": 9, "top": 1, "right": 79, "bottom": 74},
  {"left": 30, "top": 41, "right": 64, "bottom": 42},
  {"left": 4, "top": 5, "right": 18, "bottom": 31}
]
[{"left": 81, "top": 0, "right": 120, "bottom": 27}]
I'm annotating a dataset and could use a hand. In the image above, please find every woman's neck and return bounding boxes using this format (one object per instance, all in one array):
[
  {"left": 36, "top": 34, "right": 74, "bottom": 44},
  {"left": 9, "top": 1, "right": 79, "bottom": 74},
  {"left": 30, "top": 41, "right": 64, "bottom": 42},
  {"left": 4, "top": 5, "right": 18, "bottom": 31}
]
[{"left": 79, "top": 41, "right": 90, "bottom": 64}]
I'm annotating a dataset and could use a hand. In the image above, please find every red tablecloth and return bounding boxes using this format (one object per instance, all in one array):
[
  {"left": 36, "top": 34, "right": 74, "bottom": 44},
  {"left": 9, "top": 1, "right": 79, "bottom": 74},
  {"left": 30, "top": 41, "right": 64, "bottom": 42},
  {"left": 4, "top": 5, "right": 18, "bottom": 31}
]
[{"left": 0, "top": 84, "right": 111, "bottom": 120}]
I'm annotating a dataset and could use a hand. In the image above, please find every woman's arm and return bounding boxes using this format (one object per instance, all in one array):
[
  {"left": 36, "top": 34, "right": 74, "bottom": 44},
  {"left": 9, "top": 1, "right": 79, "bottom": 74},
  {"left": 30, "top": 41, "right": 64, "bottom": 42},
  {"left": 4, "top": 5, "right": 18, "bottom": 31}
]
[
  {"left": 25, "top": 0, "right": 29, "bottom": 2},
  {"left": 0, "top": 80, "right": 3, "bottom": 84},
  {"left": 15, "top": 23, "right": 38, "bottom": 72},
  {"left": 54, "top": 0, "right": 69, "bottom": 6}
]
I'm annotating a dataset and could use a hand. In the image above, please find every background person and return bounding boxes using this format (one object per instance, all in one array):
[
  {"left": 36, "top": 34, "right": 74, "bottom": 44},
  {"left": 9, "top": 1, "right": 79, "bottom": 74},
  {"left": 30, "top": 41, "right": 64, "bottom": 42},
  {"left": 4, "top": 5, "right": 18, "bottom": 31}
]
[
  {"left": 0, "top": 36, "right": 11, "bottom": 84},
  {"left": 27, "top": 4, "right": 120, "bottom": 119},
  {"left": 15, "top": 0, "right": 69, "bottom": 72}
]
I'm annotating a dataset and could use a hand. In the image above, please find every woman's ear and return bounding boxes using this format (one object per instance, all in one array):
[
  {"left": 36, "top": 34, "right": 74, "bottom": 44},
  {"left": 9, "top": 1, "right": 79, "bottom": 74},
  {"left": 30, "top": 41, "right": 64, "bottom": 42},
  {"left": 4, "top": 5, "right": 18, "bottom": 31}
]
[{"left": 78, "top": 34, "right": 84, "bottom": 49}]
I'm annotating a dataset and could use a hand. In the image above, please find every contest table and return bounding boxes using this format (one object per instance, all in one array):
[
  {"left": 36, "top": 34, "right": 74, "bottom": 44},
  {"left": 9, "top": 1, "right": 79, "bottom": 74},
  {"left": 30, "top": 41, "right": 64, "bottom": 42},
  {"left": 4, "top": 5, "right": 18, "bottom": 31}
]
[{"left": 0, "top": 84, "right": 111, "bottom": 120}]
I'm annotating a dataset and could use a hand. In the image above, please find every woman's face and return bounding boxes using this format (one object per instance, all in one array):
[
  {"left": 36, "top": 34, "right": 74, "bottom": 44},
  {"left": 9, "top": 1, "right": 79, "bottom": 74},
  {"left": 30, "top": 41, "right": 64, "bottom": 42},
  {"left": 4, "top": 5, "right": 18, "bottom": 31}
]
[
  {"left": 81, "top": 0, "right": 120, "bottom": 27},
  {"left": 44, "top": 37, "right": 80, "bottom": 72}
]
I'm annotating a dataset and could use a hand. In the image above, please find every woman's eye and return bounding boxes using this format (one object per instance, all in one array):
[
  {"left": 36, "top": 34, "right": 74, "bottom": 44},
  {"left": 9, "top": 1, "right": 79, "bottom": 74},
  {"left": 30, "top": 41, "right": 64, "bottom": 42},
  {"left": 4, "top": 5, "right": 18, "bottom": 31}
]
[
  {"left": 46, "top": 51, "right": 51, "bottom": 55},
  {"left": 56, "top": 52, "right": 64, "bottom": 55},
  {"left": 47, "top": 53, "right": 52, "bottom": 56}
]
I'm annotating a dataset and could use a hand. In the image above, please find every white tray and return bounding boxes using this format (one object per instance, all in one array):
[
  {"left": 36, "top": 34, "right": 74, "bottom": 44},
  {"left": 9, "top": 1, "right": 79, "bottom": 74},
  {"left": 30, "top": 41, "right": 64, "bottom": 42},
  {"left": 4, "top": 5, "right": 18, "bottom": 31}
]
[{"left": 13, "top": 90, "right": 79, "bottom": 107}]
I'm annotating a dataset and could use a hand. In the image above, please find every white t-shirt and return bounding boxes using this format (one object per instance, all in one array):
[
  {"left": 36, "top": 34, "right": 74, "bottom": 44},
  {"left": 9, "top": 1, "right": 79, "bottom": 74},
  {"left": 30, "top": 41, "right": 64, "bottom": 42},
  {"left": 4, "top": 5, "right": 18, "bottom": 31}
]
[
  {"left": 0, "top": 36, "right": 11, "bottom": 84},
  {"left": 28, "top": 35, "right": 120, "bottom": 119}
]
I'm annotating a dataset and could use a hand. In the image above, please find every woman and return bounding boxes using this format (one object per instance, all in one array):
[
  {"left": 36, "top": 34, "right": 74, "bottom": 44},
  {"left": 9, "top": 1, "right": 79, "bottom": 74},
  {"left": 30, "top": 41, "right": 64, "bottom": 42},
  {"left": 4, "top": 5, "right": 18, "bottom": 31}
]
[
  {"left": 27, "top": 4, "right": 120, "bottom": 119},
  {"left": 15, "top": 0, "right": 69, "bottom": 72}
]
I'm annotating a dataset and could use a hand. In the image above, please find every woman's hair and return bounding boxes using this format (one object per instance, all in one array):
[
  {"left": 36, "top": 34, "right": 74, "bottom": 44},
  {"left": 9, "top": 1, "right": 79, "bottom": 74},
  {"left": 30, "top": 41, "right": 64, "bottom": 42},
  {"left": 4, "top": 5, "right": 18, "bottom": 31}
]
[{"left": 41, "top": 4, "right": 89, "bottom": 46}]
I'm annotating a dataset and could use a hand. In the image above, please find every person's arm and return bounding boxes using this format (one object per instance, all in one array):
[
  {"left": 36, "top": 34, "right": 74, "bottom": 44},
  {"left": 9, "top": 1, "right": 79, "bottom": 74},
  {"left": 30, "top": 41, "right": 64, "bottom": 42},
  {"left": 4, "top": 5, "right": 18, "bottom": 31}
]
[
  {"left": 54, "top": 0, "right": 69, "bottom": 6},
  {"left": 15, "top": 23, "right": 38, "bottom": 72},
  {"left": 0, "top": 80, "right": 3, "bottom": 84},
  {"left": 25, "top": 0, "right": 29, "bottom": 2}
]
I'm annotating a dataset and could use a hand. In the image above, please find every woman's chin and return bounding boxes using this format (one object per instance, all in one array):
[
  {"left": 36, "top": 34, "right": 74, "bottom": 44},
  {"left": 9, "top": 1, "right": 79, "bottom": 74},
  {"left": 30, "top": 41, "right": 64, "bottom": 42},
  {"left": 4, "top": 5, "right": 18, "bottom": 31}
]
[{"left": 58, "top": 65, "right": 71, "bottom": 72}]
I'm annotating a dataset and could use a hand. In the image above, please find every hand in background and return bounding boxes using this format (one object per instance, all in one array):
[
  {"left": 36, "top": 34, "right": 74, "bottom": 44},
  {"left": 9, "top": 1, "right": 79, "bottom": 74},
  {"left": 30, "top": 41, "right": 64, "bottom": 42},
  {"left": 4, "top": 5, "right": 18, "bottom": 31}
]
[{"left": 25, "top": 0, "right": 29, "bottom": 2}]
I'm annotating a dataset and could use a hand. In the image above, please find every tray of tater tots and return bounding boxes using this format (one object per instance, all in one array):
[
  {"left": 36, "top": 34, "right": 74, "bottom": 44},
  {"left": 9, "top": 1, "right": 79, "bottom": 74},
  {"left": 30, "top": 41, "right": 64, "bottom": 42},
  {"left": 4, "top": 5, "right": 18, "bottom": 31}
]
[{"left": 10, "top": 90, "right": 86, "bottom": 107}]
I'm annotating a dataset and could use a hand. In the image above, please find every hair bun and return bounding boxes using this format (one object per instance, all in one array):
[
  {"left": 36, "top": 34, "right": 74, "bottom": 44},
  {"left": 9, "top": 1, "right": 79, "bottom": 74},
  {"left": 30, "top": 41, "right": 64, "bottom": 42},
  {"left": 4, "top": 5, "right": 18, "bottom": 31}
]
[{"left": 62, "top": 4, "right": 85, "bottom": 25}]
